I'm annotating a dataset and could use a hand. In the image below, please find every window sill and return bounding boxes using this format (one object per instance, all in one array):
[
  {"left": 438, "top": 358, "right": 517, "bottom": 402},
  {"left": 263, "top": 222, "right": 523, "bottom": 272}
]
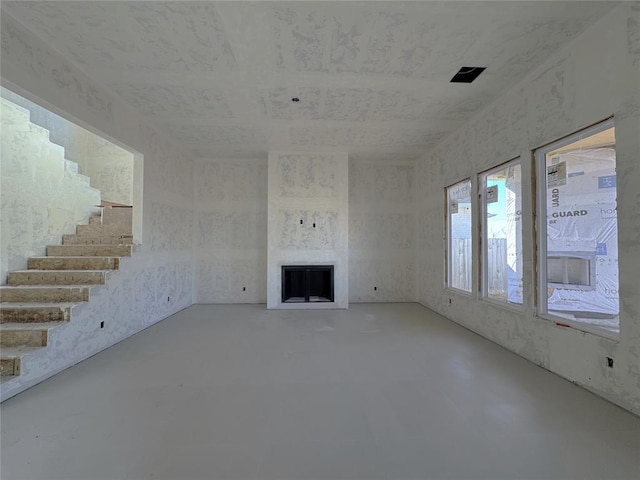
[
  {"left": 540, "top": 312, "right": 620, "bottom": 342},
  {"left": 445, "top": 286, "right": 474, "bottom": 298},
  {"left": 480, "top": 296, "right": 525, "bottom": 314}
]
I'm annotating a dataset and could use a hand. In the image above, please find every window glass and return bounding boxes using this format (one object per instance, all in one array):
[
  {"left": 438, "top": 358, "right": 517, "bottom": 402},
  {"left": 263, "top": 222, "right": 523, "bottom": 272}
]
[
  {"left": 447, "top": 179, "right": 472, "bottom": 292},
  {"left": 482, "top": 161, "right": 523, "bottom": 304},
  {"left": 538, "top": 123, "right": 619, "bottom": 336}
]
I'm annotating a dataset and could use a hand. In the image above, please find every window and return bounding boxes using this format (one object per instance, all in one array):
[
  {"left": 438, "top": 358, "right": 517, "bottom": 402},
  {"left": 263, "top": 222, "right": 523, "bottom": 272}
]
[
  {"left": 446, "top": 179, "right": 472, "bottom": 293},
  {"left": 536, "top": 120, "right": 619, "bottom": 337},
  {"left": 480, "top": 160, "right": 523, "bottom": 305}
]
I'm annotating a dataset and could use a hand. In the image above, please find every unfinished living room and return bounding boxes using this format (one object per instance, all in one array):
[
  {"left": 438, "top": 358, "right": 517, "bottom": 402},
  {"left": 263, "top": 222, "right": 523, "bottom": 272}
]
[{"left": 1, "top": 2, "right": 639, "bottom": 479}]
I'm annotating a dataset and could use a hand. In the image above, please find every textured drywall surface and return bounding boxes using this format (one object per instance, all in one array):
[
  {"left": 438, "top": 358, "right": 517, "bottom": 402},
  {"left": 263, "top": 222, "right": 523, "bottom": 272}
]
[
  {"left": 268, "top": 152, "right": 349, "bottom": 309},
  {"left": 195, "top": 157, "right": 415, "bottom": 304},
  {"left": 0, "top": 1, "right": 617, "bottom": 161},
  {"left": 416, "top": 3, "right": 640, "bottom": 414},
  {"left": 0, "top": 98, "right": 101, "bottom": 285},
  {"left": 1, "top": 87, "right": 91, "bottom": 168},
  {"left": 1, "top": 88, "right": 135, "bottom": 205},
  {"left": 349, "top": 160, "right": 416, "bottom": 302},
  {"left": 194, "top": 159, "right": 268, "bottom": 303},
  {"left": 0, "top": 13, "right": 195, "bottom": 401},
  {"left": 83, "top": 135, "right": 134, "bottom": 205}
]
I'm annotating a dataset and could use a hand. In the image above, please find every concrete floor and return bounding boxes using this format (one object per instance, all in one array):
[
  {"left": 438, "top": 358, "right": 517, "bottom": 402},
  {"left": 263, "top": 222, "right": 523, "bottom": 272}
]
[{"left": 1, "top": 303, "right": 639, "bottom": 480}]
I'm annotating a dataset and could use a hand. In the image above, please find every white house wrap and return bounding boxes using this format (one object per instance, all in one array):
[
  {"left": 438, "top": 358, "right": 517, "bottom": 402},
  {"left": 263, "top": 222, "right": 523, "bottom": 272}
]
[{"left": 545, "top": 147, "right": 618, "bottom": 318}]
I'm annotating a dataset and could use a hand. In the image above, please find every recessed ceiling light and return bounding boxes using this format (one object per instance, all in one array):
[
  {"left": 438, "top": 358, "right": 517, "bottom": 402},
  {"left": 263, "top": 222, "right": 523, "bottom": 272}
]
[
  {"left": 291, "top": 97, "right": 300, "bottom": 103},
  {"left": 450, "top": 66, "right": 486, "bottom": 83}
]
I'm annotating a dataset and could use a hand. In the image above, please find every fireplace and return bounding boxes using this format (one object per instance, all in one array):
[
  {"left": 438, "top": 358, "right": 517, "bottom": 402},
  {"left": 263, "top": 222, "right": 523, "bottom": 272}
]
[{"left": 282, "top": 265, "right": 334, "bottom": 303}]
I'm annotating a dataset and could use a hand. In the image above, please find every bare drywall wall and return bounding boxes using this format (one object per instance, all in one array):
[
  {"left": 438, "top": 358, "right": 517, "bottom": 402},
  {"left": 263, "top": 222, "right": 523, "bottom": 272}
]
[
  {"left": 83, "top": 135, "right": 134, "bottom": 205},
  {"left": 194, "top": 157, "right": 415, "bottom": 304},
  {"left": 1, "top": 87, "right": 91, "bottom": 168},
  {"left": 267, "top": 152, "right": 349, "bottom": 309},
  {"left": 0, "top": 98, "right": 101, "bottom": 285},
  {"left": 416, "top": 3, "right": 640, "bottom": 414},
  {"left": 349, "top": 160, "right": 416, "bottom": 302},
  {"left": 194, "top": 158, "right": 268, "bottom": 303},
  {"left": 0, "top": 11, "right": 195, "bottom": 401},
  {"left": 1, "top": 88, "right": 135, "bottom": 206}
]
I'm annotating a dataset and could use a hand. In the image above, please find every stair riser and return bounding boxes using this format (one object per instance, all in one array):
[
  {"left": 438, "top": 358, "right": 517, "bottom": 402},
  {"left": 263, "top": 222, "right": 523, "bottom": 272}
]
[
  {"left": 7, "top": 271, "right": 106, "bottom": 286},
  {"left": 0, "top": 288, "right": 89, "bottom": 303},
  {"left": 0, "top": 308, "right": 70, "bottom": 323},
  {"left": 89, "top": 216, "right": 102, "bottom": 225},
  {"left": 102, "top": 208, "right": 132, "bottom": 226},
  {"left": 0, "top": 330, "right": 47, "bottom": 347},
  {"left": 63, "top": 234, "right": 133, "bottom": 245},
  {"left": 76, "top": 225, "right": 132, "bottom": 236},
  {"left": 0, "top": 358, "right": 20, "bottom": 377},
  {"left": 28, "top": 257, "right": 119, "bottom": 270},
  {"left": 47, "top": 245, "right": 132, "bottom": 257}
]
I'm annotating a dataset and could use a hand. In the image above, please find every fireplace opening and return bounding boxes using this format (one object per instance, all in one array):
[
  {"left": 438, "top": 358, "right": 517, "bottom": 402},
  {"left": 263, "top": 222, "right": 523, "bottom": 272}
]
[{"left": 282, "top": 265, "right": 334, "bottom": 303}]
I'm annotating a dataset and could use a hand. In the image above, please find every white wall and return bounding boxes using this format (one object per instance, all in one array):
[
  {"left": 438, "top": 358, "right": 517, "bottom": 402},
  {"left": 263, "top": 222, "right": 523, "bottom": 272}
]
[
  {"left": 83, "top": 135, "right": 134, "bottom": 205},
  {"left": 1, "top": 87, "right": 135, "bottom": 206},
  {"left": 0, "top": 98, "right": 101, "bottom": 285},
  {"left": 1, "top": 11, "right": 195, "bottom": 401},
  {"left": 194, "top": 158, "right": 268, "bottom": 303},
  {"left": 267, "top": 152, "right": 349, "bottom": 309},
  {"left": 349, "top": 160, "right": 416, "bottom": 302},
  {"left": 193, "top": 156, "right": 415, "bottom": 305},
  {"left": 1, "top": 87, "right": 91, "bottom": 168},
  {"left": 416, "top": 3, "right": 640, "bottom": 414}
]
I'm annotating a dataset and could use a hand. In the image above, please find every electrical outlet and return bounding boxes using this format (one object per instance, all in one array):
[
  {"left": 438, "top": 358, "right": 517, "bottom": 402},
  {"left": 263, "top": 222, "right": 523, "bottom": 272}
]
[{"left": 606, "top": 357, "right": 614, "bottom": 368}]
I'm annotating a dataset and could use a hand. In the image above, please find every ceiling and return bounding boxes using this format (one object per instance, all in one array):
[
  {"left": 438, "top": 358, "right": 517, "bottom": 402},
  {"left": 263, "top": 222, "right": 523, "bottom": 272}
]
[{"left": 2, "top": 1, "right": 617, "bottom": 162}]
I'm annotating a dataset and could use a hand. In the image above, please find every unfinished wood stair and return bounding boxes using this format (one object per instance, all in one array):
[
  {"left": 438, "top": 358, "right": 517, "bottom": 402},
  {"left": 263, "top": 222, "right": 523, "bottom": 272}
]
[{"left": 1, "top": 208, "right": 133, "bottom": 381}]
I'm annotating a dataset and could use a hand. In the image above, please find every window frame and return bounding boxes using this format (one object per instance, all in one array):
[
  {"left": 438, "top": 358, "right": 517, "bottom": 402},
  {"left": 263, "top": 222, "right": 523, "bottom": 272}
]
[
  {"left": 445, "top": 178, "right": 474, "bottom": 296},
  {"left": 479, "top": 157, "right": 524, "bottom": 310},
  {"left": 535, "top": 118, "right": 619, "bottom": 340}
]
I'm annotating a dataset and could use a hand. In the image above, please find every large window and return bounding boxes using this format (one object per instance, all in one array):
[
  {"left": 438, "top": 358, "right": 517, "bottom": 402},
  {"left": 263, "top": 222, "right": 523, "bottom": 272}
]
[
  {"left": 480, "top": 160, "right": 523, "bottom": 305},
  {"left": 446, "top": 179, "right": 472, "bottom": 293},
  {"left": 536, "top": 120, "right": 619, "bottom": 337}
]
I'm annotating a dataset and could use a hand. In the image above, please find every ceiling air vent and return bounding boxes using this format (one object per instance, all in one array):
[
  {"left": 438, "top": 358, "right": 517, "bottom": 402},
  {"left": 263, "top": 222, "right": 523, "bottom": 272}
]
[{"left": 450, "top": 66, "right": 486, "bottom": 83}]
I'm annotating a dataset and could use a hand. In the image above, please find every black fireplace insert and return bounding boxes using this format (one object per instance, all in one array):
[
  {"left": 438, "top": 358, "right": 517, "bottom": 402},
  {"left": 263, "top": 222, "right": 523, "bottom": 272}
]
[{"left": 282, "top": 265, "right": 334, "bottom": 303}]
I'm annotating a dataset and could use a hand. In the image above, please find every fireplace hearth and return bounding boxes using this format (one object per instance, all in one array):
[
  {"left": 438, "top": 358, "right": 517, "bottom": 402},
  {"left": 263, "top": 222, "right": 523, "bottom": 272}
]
[{"left": 282, "top": 265, "right": 334, "bottom": 303}]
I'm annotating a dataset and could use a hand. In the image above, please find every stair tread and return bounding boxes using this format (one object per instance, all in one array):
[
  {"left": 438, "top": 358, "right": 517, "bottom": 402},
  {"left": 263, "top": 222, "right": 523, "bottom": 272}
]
[
  {"left": 63, "top": 239, "right": 133, "bottom": 245},
  {"left": 0, "top": 346, "right": 43, "bottom": 358},
  {"left": 8, "top": 271, "right": 108, "bottom": 285},
  {"left": 47, "top": 243, "right": 131, "bottom": 248},
  {"left": 0, "top": 322, "right": 65, "bottom": 330},
  {"left": 1, "top": 285, "right": 95, "bottom": 289},
  {"left": 46, "top": 245, "right": 132, "bottom": 256},
  {"left": 48, "top": 244, "right": 129, "bottom": 247},
  {"left": 11, "top": 269, "right": 110, "bottom": 273},
  {"left": 28, "top": 257, "right": 120, "bottom": 271},
  {"left": 0, "top": 283, "right": 91, "bottom": 303},
  {"left": 30, "top": 256, "right": 121, "bottom": 259},
  {"left": 62, "top": 235, "right": 133, "bottom": 245},
  {"left": 0, "top": 302, "right": 78, "bottom": 308}
]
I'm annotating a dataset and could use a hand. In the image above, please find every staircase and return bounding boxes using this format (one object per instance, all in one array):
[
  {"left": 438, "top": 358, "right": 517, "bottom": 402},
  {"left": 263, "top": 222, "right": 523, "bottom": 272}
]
[
  {"left": 0, "top": 206, "right": 133, "bottom": 382},
  {"left": 0, "top": 96, "right": 138, "bottom": 390}
]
